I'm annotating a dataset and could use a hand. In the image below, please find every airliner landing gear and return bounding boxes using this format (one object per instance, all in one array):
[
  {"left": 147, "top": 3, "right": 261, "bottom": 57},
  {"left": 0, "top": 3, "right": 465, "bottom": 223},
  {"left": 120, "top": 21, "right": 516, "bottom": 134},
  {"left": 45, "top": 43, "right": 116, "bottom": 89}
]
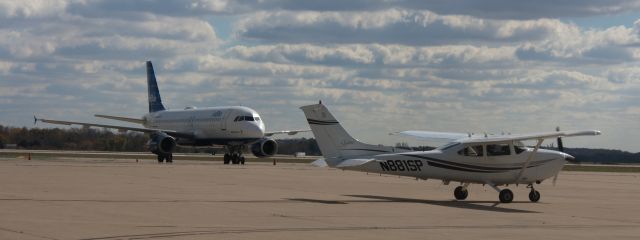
[
  {"left": 157, "top": 153, "right": 173, "bottom": 163},
  {"left": 527, "top": 184, "right": 541, "bottom": 202},
  {"left": 223, "top": 153, "right": 245, "bottom": 164},
  {"left": 223, "top": 146, "right": 246, "bottom": 165}
]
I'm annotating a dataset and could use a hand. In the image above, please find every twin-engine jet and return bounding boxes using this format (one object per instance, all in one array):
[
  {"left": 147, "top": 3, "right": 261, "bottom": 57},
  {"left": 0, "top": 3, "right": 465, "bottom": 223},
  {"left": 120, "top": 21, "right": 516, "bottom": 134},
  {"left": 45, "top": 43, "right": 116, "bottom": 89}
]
[
  {"left": 37, "top": 61, "right": 306, "bottom": 164},
  {"left": 301, "top": 103, "right": 601, "bottom": 203}
]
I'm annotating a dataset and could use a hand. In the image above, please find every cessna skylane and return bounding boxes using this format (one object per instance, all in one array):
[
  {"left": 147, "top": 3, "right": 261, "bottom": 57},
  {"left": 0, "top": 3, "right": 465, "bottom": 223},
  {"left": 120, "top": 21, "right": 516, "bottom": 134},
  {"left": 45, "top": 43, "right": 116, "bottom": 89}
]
[
  {"left": 36, "top": 61, "right": 306, "bottom": 164},
  {"left": 301, "top": 102, "right": 601, "bottom": 203}
]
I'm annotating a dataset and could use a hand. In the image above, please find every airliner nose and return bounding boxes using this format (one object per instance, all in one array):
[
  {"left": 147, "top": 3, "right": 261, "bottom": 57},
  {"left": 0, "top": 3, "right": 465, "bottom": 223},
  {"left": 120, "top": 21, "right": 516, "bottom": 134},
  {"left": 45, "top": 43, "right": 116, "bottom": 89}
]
[{"left": 246, "top": 122, "right": 264, "bottom": 138}]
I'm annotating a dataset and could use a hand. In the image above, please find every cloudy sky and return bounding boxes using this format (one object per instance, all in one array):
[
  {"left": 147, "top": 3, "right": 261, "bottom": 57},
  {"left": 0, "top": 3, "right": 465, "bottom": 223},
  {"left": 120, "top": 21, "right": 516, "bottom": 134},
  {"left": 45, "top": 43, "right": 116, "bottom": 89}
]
[{"left": 1, "top": 0, "right": 639, "bottom": 152}]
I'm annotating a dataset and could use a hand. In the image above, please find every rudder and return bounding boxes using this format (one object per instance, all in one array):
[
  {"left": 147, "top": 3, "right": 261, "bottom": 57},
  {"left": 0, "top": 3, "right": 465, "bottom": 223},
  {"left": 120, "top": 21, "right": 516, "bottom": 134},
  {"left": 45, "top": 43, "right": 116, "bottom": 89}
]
[
  {"left": 146, "top": 61, "right": 166, "bottom": 113},
  {"left": 300, "top": 103, "right": 384, "bottom": 159}
]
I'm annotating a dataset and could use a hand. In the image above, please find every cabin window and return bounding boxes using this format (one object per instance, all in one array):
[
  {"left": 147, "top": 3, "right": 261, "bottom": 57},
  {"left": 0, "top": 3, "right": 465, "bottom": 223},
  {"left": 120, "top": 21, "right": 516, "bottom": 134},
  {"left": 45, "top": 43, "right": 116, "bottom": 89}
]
[
  {"left": 457, "top": 145, "right": 484, "bottom": 157},
  {"left": 486, "top": 143, "right": 511, "bottom": 156},
  {"left": 514, "top": 145, "right": 526, "bottom": 154}
]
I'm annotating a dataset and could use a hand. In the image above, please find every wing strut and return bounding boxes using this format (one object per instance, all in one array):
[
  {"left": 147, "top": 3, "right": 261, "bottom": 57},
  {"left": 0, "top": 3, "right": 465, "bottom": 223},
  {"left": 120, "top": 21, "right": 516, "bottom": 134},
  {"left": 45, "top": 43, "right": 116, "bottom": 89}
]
[{"left": 515, "top": 138, "right": 544, "bottom": 183}]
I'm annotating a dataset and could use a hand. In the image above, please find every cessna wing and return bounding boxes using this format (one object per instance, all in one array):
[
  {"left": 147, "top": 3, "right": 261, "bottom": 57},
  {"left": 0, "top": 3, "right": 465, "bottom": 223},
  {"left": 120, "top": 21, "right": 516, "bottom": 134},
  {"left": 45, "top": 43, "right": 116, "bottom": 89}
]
[
  {"left": 264, "top": 129, "right": 310, "bottom": 137},
  {"left": 459, "top": 130, "right": 601, "bottom": 144},
  {"left": 35, "top": 117, "right": 194, "bottom": 139},
  {"left": 395, "top": 130, "right": 601, "bottom": 144},
  {"left": 392, "top": 130, "right": 470, "bottom": 141}
]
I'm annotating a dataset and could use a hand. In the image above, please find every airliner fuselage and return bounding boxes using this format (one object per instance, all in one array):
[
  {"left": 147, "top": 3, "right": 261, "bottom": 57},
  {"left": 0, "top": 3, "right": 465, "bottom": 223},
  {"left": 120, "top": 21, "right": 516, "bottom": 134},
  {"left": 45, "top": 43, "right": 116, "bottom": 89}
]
[{"left": 143, "top": 106, "right": 265, "bottom": 146}]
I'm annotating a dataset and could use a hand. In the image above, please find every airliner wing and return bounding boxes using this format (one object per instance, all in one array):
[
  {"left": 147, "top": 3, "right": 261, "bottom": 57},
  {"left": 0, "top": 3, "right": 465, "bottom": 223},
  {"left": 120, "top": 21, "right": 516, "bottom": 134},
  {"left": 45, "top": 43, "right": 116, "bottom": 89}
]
[
  {"left": 392, "top": 130, "right": 470, "bottom": 141},
  {"left": 460, "top": 130, "right": 601, "bottom": 144},
  {"left": 35, "top": 117, "right": 194, "bottom": 138},
  {"left": 264, "top": 129, "right": 310, "bottom": 137},
  {"left": 94, "top": 114, "right": 144, "bottom": 124}
]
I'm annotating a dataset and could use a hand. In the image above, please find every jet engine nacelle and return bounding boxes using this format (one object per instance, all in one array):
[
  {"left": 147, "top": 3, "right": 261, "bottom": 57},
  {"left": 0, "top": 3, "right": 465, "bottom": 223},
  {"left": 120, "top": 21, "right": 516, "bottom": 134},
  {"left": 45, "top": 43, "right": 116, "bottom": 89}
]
[
  {"left": 147, "top": 132, "right": 176, "bottom": 155},
  {"left": 251, "top": 138, "right": 278, "bottom": 158}
]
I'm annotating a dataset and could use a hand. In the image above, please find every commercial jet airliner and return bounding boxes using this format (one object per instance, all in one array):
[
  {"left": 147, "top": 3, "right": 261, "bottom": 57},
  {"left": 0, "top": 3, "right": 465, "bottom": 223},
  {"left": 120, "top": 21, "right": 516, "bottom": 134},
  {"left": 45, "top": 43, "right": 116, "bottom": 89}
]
[{"left": 36, "top": 61, "right": 306, "bottom": 164}]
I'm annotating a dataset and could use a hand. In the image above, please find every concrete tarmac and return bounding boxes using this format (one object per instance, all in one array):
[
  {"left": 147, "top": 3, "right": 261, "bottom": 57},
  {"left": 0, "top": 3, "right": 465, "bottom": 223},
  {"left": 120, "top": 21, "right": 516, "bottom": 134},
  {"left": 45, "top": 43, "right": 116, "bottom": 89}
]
[{"left": 1, "top": 157, "right": 639, "bottom": 239}]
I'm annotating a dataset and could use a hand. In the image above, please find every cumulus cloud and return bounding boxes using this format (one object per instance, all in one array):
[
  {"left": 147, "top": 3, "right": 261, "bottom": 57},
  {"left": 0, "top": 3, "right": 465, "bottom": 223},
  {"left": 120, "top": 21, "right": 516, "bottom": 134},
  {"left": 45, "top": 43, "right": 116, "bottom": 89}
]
[
  {"left": 226, "top": 44, "right": 516, "bottom": 68},
  {"left": 235, "top": 9, "right": 584, "bottom": 45},
  {"left": 0, "top": 0, "right": 69, "bottom": 18},
  {"left": 65, "top": 0, "right": 640, "bottom": 20}
]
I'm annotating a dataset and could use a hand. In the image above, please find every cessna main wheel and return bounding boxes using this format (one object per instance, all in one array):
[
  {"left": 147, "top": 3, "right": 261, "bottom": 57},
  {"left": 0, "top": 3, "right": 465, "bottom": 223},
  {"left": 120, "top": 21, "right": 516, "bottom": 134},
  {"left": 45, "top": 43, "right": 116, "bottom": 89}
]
[
  {"left": 499, "top": 189, "right": 514, "bottom": 203},
  {"left": 454, "top": 186, "right": 468, "bottom": 200}
]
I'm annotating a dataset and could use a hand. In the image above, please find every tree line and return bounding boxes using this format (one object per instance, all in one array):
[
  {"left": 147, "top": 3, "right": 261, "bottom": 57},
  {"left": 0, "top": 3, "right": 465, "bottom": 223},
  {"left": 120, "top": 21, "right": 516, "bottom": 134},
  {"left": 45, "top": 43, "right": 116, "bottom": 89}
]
[
  {"left": 0, "top": 125, "right": 321, "bottom": 155},
  {"left": 0, "top": 125, "right": 638, "bottom": 163}
]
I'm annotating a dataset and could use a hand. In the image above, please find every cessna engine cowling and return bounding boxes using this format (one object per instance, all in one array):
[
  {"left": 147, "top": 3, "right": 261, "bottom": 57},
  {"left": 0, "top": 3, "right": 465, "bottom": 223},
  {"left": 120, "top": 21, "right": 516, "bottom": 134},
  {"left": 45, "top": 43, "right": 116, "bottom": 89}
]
[
  {"left": 251, "top": 138, "right": 278, "bottom": 158},
  {"left": 147, "top": 132, "right": 176, "bottom": 155}
]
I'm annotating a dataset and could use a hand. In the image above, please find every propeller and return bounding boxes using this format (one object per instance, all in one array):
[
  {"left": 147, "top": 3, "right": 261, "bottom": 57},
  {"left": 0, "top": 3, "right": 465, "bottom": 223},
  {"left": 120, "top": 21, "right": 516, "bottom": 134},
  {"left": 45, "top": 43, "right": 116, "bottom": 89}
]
[
  {"left": 553, "top": 126, "right": 577, "bottom": 186},
  {"left": 556, "top": 126, "right": 564, "bottom": 152}
]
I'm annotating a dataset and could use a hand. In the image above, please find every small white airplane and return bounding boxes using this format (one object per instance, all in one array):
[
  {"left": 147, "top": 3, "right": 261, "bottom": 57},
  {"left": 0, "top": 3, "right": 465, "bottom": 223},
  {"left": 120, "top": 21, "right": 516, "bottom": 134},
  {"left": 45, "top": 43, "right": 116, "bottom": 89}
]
[
  {"left": 36, "top": 61, "right": 306, "bottom": 164},
  {"left": 301, "top": 102, "right": 601, "bottom": 203}
]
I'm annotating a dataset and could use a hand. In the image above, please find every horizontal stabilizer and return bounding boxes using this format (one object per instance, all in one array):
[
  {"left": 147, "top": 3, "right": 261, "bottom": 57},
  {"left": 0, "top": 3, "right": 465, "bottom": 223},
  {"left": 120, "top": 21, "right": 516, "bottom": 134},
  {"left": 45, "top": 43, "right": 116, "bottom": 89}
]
[
  {"left": 264, "top": 129, "right": 310, "bottom": 137},
  {"left": 95, "top": 114, "right": 144, "bottom": 124},
  {"left": 335, "top": 158, "right": 376, "bottom": 168}
]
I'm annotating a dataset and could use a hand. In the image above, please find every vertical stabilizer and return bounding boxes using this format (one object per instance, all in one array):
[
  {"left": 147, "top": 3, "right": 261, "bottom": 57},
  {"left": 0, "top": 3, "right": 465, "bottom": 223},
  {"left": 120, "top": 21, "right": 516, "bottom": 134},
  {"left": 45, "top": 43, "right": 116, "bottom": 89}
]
[
  {"left": 300, "top": 103, "right": 389, "bottom": 161},
  {"left": 146, "top": 61, "right": 166, "bottom": 113}
]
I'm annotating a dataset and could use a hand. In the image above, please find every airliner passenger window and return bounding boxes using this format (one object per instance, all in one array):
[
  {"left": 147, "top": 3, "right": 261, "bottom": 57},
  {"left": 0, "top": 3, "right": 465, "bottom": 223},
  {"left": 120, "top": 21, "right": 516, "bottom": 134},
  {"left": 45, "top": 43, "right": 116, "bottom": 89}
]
[{"left": 487, "top": 144, "right": 511, "bottom": 156}]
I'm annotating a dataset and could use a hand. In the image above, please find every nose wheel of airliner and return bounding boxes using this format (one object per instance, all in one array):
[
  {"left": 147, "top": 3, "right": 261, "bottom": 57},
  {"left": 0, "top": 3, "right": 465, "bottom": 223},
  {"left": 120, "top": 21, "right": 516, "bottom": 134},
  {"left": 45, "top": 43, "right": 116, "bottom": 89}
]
[
  {"left": 454, "top": 186, "right": 468, "bottom": 200},
  {"left": 223, "top": 153, "right": 245, "bottom": 165}
]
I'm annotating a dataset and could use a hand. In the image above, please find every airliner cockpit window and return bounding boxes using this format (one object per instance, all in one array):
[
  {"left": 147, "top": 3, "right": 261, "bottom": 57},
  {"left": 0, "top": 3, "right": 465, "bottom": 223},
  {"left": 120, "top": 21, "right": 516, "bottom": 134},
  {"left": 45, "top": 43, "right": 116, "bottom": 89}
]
[
  {"left": 254, "top": 117, "right": 261, "bottom": 121},
  {"left": 235, "top": 116, "right": 255, "bottom": 122}
]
